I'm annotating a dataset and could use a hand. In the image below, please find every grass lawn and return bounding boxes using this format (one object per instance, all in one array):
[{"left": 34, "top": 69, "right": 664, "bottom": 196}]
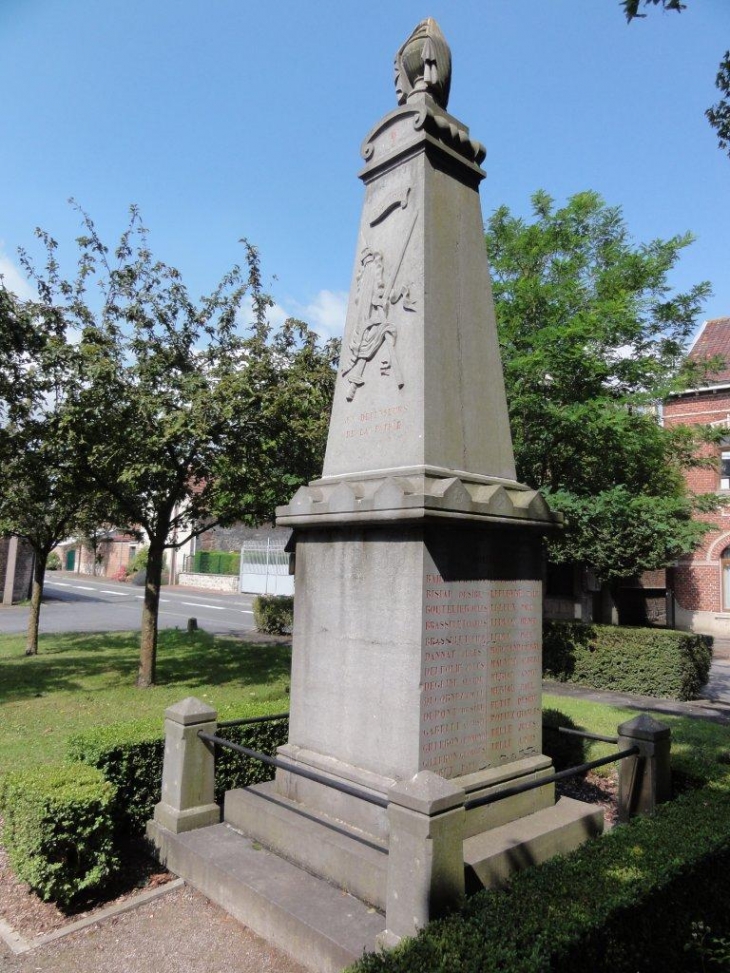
[
  {"left": 544, "top": 691, "right": 730, "bottom": 786},
  {"left": 0, "top": 629, "right": 292, "bottom": 774},
  {"left": 1, "top": 630, "right": 727, "bottom": 788}
]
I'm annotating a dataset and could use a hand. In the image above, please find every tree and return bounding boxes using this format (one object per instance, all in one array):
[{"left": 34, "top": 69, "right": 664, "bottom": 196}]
[
  {"left": 706, "top": 53, "right": 730, "bottom": 157},
  {"left": 23, "top": 205, "right": 337, "bottom": 686},
  {"left": 621, "top": 0, "right": 730, "bottom": 158},
  {"left": 486, "top": 189, "right": 719, "bottom": 586},
  {"left": 0, "top": 282, "right": 112, "bottom": 654}
]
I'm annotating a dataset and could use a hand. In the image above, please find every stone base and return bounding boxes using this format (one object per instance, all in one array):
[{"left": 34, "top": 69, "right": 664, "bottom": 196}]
[
  {"left": 273, "top": 746, "right": 556, "bottom": 848},
  {"left": 224, "top": 757, "right": 591, "bottom": 913},
  {"left": 464, "top": 796, "right": 604, "bottom": 892},
  {"left": 147, "top": 794, "right": 603, "bottom": 970},
  {"left": 224, "top": 782, "right": 388, "bottom": 908},
  {"left": 152, "top": 800, "right": 220, "bottom": 834},
  {"left": 147, "top": 820, "right": 384, "bottom": 973}
]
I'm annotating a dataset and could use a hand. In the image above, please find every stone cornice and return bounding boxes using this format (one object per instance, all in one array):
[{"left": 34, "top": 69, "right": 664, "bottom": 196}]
[{"left": 276, "top": 474, "right": 561, "bottom": 530}]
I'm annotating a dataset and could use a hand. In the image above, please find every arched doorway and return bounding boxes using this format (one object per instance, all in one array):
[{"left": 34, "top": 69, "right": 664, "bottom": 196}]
[{"left": 722, "top": 545, "right": 730, "bottom": 611}]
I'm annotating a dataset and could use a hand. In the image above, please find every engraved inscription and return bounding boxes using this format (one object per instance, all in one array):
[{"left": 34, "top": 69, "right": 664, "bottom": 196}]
[
  {"left": 420, "top": 576, "right": 542, "bottom": 777},
  {"left": 343, "top": 404, "right": 409, "bottom": 440}
]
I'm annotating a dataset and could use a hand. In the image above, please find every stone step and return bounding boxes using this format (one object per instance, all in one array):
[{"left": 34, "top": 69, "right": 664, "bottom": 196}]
[
  {"left": 148, "top": 821, "right": 385, "bottom": 973},
  {"left": 463, "top": 796, "right": 604, "bottom": 892},
  {"left": 225, "top": 782, "right": 388, "bottom": 909}
]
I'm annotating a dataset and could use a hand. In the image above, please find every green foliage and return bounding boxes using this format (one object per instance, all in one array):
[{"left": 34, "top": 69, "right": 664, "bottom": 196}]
[
  {"left": 0, "top": 763, "right": 119, "bottom": 908},
  {"left": 0, "top": 281, "right": 116, "bottom": 653},
  {"left": 685, "top": 921, "right": 730, "bottom": 971},
  {"left": 210, "top": 718, "right": 289, "bottom": 804},
  {"left": 129, "top": 545, "right": 149, "bottom": 575},
  {"left": 546, "top": 487, "right": 712, "bottom": 583},
  {"left": 707, "top": 52, "right": 730, "bottom": 158},
  {"left": 16, "top": 204, "right": 336, "bottom": 683},
  {"left": 191, "top": 550, "right": 241, "bottom": 576},
  {"left": 621, "top": 0, "right": 685, "bottom": 18},
  {"left": 253, "top": 595, "right": 294, "bottom": 635},
  {"left": 46, "top": 552, "right": 61, "bottom": 570},
  {"left": 487, "top": 190, "right": 717, "bottom": 582},
  {"left": 541, "top": 708, "right": 587, "bottom": 772},
  {"left": 68, "top": 715, "right": 289, "bottom": 835},
  {"left": 67, "top": 721, "right": 164, "bottom": 837},
  {"left": 543, "top": 620, "right": 712, "bottom": 700}
]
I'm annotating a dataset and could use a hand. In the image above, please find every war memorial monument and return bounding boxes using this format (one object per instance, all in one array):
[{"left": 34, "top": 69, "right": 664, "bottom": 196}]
[{"left": 149, "top": 20, "right": 604, "bottom": 971}]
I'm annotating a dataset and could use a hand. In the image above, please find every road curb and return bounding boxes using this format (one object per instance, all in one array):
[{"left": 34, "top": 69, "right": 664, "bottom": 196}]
[{"left": 0, "top": 878, "right": 184, "bottom": 955}]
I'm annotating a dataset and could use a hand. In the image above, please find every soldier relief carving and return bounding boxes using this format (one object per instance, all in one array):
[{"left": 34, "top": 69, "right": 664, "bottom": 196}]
[{"left": 342, "top": 201, "right": 417, "bottom": 402}]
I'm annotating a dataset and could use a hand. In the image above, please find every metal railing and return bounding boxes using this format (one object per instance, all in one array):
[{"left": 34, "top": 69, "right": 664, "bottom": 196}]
[
  {"left": 199, "top": 714, "right": 637, "bottom": 815},
  {"left": 463, "top": 745, "right": 639, "bottom": 811},
  {"left": 198, "top": 714, "right": 388, "bottom": 809}
]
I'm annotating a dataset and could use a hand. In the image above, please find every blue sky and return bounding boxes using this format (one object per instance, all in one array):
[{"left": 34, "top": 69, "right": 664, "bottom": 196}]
[{"left": 1, "top": 0, "right": 729, "bottom": 344}]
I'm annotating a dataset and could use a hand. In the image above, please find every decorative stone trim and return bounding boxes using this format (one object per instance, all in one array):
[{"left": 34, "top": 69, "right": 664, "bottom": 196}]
[{"left": 277, "top": 474, "right": 561, "bottom": 529}]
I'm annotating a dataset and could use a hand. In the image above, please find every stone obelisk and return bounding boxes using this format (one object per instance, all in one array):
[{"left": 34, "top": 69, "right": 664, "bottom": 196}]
[
  {"left": 275, "top": 15, "right": 557, "bottom": 810},
  {"left": 225, "top": 19, "right": 599, "bottom": 910}
]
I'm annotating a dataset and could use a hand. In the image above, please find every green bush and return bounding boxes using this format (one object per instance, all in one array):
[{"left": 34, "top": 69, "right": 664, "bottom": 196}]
[
  {"left": 253, "top": 595, "right": 294, "bottom": 635},
  {"left": 69, "top": 714, "right": 290, "bottom": 835},
  {"left": 211, "top": 718, "right": 289, "bottom": 803},
  {"left": 542, "top": 621, "right": 712, "bottom": 700},
  {"left": 46, "top": 552, "right": 62, "bottom": 570},
  {"left": 0, "top": 764, "right": 119, "bottom": 909},
  {"left": 129, "top": 546, "right": 149, "bottom": 574},
  {"left": 68, "top": 721, "right": 164, "bottom": 837},
  {"left": 541, "top": 708, "right": 587, "bottom": 772}
]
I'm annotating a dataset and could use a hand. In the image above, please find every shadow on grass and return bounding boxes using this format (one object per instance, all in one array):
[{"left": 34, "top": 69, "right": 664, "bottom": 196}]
[
  {"left": 156, "top": 632, "right": 291, "bottom": 690},
  {"left": 0, "top": 630, "right": 292, "bottom": 703}
]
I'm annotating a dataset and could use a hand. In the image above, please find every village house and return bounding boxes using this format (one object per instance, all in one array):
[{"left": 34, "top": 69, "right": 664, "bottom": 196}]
[{"left": 662, "top": 316, "right": 730, "bottom": 637}]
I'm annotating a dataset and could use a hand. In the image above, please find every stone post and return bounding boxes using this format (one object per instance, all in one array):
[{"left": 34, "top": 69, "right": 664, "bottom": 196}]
[
  {"left": 380, "top": 771, "right": 465, "bottom": 948},
  {"left": 617, "top": 713, "right": 671, "bottom": 823},
  {"left": 153, "top": 697, "right": 220, "bottom": 834}
]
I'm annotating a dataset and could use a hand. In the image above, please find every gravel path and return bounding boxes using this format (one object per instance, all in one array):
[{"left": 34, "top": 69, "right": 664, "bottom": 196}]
[{"left": 0, "top": 884, "right": 307, "bottom": 973}]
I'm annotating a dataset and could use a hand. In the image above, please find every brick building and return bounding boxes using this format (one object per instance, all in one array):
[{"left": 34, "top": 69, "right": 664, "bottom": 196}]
[{"left": 663, "top": 317, "right": 730, "bottom": 636}]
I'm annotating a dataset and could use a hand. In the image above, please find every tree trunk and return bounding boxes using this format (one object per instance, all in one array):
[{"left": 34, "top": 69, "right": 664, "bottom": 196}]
[
  {"left": 137, "top": 538, "right": 165, "bottom": 687},
  {"left": 25, "top": 549, "right": 47, "bottom": 656}
]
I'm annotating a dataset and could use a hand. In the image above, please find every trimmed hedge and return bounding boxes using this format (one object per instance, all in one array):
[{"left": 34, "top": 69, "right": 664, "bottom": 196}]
[
  {"left": 68, "top": 721, "right": 165, "bottom": 837},
  {"left": 212, "top": 717, "right": 289, "bottom": 803},
  {"left": 542, "top": 621, "right": 712, "bottom": 700},
  {"left": 192, "top": 550, "right": 240, "bottom": 576},
  {"left": 0, "top": 711, "right": 290, "bottom": 906},
  {"left": 253, "top": 595, "right": 294, "bottom": 635},
  {"left": 68, "top": 714, "right": 290, "bottom": 836},
  {"left": 0, "top": 764, "right": 119, "bottom": 908},
  {"left": 350, "top": 785, "right": 730, "bottom": 973}
]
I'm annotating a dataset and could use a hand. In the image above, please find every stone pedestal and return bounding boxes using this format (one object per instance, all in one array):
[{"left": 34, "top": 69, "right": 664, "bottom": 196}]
[
  {"left": 272, "top": 523, "right": 553, "bottom": 843},
  {"left": 617, "top": 714, "right": 672, "bottom": 823},
  {"left": 151, "top": 697, "right": 220, "bottom": 834}
]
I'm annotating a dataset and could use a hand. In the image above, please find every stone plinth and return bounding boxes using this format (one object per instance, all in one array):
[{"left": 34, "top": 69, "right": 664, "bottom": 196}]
[{"left": 269, "top": 523, "right": 552, "bottom": 841}]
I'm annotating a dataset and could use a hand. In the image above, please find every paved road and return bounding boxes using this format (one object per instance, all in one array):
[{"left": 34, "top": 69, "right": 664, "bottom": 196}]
[{"left": 0, "top": 574, "right": 258, "bottom": 637}]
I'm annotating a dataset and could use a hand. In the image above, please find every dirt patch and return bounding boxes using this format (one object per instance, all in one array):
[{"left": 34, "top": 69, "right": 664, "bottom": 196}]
[
  {"left": 557, "top": 769, "right": 619, "bottom": 828},
  {"left": 0, "top": 826, "right": 173, "bottom": 941}
]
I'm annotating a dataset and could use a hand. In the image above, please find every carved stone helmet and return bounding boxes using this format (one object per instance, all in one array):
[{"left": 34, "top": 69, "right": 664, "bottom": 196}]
[{"left": 394, "top": 18, "right": 452, "bottom": 109}]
